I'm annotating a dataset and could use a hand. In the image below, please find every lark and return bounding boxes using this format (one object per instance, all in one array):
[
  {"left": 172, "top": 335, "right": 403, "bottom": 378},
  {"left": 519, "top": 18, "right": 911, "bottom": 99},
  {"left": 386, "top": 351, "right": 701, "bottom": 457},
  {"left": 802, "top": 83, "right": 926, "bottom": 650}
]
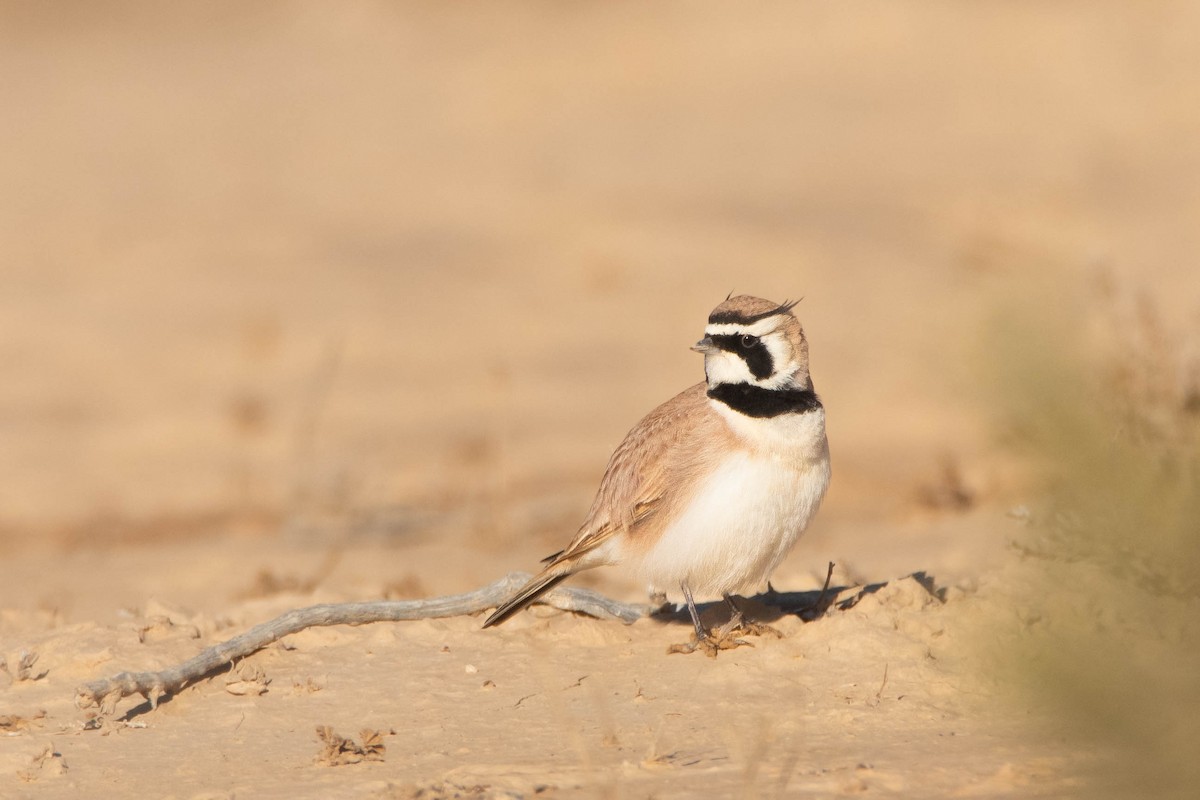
[{"left": 484, "top": 295, "right": 831, "bottom": 654}]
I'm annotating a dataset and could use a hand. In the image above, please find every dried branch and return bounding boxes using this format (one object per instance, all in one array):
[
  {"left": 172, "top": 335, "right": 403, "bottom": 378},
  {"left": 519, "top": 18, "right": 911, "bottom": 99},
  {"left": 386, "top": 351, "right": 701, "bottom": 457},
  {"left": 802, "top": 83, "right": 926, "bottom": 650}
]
[{"left": 75, "top": 572, "right": 654, "bottom": 716}]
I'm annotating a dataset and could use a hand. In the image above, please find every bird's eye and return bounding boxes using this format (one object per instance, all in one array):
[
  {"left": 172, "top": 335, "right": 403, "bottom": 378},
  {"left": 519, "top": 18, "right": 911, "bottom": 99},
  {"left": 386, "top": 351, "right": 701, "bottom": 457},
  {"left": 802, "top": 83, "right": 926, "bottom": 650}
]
[{"left": 740, "top": 334, "right": 758, "bottom": 348}]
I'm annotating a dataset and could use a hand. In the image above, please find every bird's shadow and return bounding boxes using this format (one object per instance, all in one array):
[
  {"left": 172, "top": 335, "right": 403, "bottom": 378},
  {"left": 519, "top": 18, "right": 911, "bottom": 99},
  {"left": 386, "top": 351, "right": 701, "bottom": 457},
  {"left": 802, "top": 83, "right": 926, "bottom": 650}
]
[{"left": 646, "top": 570, "right": 945, "bottom": 628}]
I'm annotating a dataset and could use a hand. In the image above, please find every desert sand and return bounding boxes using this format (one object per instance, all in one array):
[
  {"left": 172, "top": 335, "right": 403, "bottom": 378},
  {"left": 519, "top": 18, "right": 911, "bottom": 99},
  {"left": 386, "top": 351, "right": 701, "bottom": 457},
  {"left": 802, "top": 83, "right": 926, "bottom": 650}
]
[{"left": 3, "top": 3, "right": 1198, "bottom": 798}]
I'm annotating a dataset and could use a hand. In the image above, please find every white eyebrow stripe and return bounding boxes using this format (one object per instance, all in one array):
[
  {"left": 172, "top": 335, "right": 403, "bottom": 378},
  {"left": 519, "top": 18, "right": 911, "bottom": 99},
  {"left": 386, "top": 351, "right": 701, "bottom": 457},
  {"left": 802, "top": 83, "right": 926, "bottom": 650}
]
[{"left": 705, "top": 318, "right": 778, "bottom": 337}]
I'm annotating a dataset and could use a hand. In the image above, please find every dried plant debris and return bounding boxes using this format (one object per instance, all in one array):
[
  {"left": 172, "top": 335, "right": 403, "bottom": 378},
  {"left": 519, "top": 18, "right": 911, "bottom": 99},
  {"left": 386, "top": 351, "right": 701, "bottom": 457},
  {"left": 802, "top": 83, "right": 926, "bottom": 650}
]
[
  {"left": 224, "top": 661, "right": 271, "bottom": 696},
  {"left": 290, "top": 675, "right": 325, "bottom": 695},
  {"left": 375, "top": 782, "right": 533, "bottom": 800},
  {"left": 17, "top": 745, "right": 68, "bottom": 782},
  {"left": 134, "top": 615, "right": 201, "bottom": 644},
  {"left": 79, "top": 712, "right": 144, "bottom": 734},
  {"left": 0, "top": 709, "right": 47, "bottom": 733},
  {"left": 2, "top": 650, "right": 49, "bottom": 682},
  {"left": 125, "top": 600, "right": 211, "bottom": 643},
  {"left": 315, "top": 726, "right": 392, "bottom": 766}
]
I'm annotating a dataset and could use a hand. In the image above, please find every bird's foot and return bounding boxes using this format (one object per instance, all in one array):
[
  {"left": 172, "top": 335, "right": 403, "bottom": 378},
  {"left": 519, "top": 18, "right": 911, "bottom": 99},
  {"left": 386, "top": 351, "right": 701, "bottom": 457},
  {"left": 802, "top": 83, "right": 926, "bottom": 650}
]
[
  {"left": 716, "top": 617, "right": 783, "bottom": 640},
  {"left": 666, "top": 629, "right": 754, "bottom": 657},
  {"left": 715, "top": 596, "right": 785, "bottom": 642}
]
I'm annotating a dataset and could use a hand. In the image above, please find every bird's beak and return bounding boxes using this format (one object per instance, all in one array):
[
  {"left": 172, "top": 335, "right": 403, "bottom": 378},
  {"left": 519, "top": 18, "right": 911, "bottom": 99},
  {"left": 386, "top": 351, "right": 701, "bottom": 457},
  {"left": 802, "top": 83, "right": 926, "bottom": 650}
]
[{"left": 690, "top": 336, "right": 715, "bottom": 354}]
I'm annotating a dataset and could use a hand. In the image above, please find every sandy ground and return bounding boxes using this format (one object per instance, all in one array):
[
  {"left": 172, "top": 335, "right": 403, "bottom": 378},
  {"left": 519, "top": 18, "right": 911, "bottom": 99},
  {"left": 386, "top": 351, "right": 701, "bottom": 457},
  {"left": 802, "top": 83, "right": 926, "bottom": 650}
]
[{"left": 3, "top": 2, "right": 1199, "bottom": 798}]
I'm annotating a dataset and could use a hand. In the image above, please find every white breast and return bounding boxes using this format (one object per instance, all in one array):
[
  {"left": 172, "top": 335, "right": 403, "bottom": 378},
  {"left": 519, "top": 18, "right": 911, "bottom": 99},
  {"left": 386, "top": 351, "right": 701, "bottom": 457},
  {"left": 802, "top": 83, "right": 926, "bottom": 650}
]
[{"left": 634, "top": 410, "right": 831, "bottom": 597}]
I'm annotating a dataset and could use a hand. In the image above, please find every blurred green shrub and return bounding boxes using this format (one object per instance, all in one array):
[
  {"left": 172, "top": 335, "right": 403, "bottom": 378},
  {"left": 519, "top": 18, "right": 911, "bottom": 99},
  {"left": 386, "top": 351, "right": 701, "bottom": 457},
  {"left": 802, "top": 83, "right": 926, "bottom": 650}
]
[{"left": 987, "top": 282, "right": 1199, "bottom": 799}]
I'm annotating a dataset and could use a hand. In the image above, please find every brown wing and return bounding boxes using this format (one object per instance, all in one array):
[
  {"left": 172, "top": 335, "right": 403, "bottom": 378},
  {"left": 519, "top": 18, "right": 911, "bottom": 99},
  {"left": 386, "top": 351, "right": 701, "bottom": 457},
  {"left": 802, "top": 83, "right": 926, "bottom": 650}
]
[
  {"left": 549, "top": 382, "right": 723, "bottom": 564},
  {"left": 483, "top": 383, "right": 727, "bottom": 629}
]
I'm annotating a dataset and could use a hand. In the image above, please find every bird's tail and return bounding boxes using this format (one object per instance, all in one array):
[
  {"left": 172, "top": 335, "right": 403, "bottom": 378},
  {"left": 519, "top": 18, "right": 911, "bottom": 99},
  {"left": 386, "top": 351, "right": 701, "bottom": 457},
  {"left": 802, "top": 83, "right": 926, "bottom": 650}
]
[{"left": 482, "top": 569, "right": 572, "bottom": 628}]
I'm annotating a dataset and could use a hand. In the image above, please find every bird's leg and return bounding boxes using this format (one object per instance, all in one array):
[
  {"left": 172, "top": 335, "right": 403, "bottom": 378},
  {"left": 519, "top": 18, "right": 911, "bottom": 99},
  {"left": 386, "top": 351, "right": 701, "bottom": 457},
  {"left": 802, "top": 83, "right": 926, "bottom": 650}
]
[
  {"left": 667, "top": 583, "right": 753, "bottom": 657},
  {"left": 716, "top": 594, "right": 783, "bottom": 640},
  {"left": 723, "top": 593, "right": 746, "bottom": 630},
  {"left": 668, "top": 582, "right": 718, "bottom": 656},
  {"left": 682, "top": 583, "right": 707, "bottom": 641}
]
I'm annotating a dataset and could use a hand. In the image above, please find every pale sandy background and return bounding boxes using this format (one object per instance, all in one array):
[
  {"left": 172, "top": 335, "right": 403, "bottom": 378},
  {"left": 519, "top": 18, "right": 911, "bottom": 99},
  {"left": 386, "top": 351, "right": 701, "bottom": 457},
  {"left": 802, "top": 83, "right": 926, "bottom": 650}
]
[{"left": 2, "top": 2, "right": 1198, "bottom": 798}]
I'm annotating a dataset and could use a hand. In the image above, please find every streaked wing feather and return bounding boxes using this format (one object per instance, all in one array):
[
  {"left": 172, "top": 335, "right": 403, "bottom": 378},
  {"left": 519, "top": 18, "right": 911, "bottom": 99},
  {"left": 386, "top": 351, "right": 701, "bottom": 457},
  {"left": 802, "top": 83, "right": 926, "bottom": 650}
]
[{"left": 547, "top": 382, "right": 710, "bottom": 564}]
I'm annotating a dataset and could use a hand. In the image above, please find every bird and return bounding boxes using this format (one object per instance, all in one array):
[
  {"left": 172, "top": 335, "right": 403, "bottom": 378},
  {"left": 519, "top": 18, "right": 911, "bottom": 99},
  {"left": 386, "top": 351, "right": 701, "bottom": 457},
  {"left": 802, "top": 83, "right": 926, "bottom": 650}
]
[{"left": 483, "top": 294, "right": 831, "bottom": 655}]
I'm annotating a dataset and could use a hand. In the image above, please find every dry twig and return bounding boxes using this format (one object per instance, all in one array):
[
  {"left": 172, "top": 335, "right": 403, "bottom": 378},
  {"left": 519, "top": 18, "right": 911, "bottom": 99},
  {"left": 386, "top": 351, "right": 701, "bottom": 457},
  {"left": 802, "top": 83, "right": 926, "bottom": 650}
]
[{"left": 75, "top": 572, "right": 653, "bottom": 716}]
